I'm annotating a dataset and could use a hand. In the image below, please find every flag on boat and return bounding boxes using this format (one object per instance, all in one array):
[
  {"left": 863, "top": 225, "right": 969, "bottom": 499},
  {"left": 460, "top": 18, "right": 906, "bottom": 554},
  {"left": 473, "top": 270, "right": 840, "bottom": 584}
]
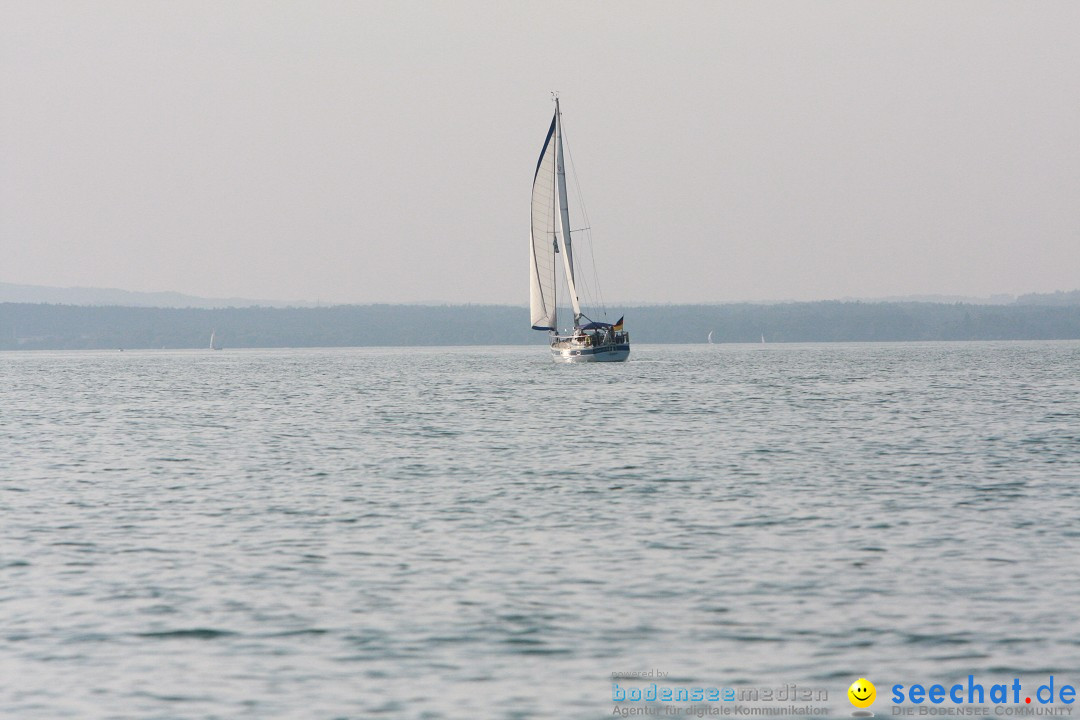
[{"left": 612, "top": 316, "right": 624, "bottom": 331}]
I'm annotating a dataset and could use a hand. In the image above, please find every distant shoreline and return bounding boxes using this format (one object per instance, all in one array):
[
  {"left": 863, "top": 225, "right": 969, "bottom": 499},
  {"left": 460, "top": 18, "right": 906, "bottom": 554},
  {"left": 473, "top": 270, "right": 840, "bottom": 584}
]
[{"left": 3, "top": 300, "right": 1080, "bottom": 350}]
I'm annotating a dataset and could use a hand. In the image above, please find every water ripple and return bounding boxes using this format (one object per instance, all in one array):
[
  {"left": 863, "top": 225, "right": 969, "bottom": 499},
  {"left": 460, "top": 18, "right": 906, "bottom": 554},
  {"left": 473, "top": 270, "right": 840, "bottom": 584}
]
[{"left": 2, "top": 343, "right": 1079, "bottom": 718}]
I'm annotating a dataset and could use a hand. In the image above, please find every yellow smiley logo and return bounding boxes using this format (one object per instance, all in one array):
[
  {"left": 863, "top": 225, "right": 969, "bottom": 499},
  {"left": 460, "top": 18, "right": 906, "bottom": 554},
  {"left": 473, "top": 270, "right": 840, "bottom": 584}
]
[{"left": 848, "top": 678, "right": 876, "bottom": 708}]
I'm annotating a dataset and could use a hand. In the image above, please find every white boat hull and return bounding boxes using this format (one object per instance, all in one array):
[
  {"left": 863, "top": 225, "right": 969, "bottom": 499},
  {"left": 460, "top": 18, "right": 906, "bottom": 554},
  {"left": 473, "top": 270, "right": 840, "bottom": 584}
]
[{"left": 550, "top": 342, "right": 630, "bottom": 363}]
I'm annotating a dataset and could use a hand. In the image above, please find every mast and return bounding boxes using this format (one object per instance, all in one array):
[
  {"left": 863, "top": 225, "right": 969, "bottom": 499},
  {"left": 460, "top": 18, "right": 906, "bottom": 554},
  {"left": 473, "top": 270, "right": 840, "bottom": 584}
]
[
  {"left": 553, "top": 98, "right": 582, "bottom": 328},
  {"left": 552, "top": 153, "right": 561, "bottom": 334}
]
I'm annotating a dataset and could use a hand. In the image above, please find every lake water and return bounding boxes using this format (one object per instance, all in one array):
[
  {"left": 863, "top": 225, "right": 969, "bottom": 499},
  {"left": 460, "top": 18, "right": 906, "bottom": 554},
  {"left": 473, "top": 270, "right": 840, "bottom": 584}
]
[{"left": 2, "top": 342, "right": 1079, "bottom": 719}]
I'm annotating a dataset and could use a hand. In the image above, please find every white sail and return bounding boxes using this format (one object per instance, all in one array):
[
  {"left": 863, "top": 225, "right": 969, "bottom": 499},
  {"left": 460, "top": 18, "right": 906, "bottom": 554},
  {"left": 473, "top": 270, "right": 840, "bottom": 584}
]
[
  {"left": 553, "top": 99, "right": 582, "bottom": 325},
  {"left": 529, "top": 115, "right": 558, "bottom": 330}
]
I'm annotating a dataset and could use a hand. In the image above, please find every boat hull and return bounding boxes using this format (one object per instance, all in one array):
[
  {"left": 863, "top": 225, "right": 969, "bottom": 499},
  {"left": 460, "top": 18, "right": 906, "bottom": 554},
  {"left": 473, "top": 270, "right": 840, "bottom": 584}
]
[{"left": 550, "top": 343, "right": 630, "bottom": 363}]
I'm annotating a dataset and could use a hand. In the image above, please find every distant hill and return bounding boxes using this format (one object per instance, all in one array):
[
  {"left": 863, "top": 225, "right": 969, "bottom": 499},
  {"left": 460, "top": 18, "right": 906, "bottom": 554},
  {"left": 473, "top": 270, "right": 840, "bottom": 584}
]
[
  {"left": 0, "top": 282, "right": 312, "bottom": 309},
  {"left": 3, "top": 301, "right": 1080, "bottom": 350},
  {"left": 842, "top": 294, "right": 1016, "bottom": 305},
  {"left": 1015, "top": 290, "right": 1080, "bottom": 306},
  {"left": 4, "top": 281, "right": 1078, "bottom": 310}
]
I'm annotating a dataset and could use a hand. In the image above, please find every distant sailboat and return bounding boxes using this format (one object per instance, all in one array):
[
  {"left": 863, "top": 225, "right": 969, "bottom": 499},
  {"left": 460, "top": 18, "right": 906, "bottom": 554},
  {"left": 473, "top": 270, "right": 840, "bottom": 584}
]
[
  {"left": 760, "top": 333, "right": 766, "bottom": 344},
  {"left": 210, "top": 331, "right": 222, "bottom": 351},
  {"left": 707, "top": 331, "right": 714, "bottom": 344},
  {"left": 529, "top": 96, "right": 629, "bottom": 363}
]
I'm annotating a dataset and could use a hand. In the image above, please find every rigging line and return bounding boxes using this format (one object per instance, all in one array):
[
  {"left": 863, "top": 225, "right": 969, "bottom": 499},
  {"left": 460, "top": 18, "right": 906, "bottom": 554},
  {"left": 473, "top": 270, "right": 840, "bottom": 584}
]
[{"left": 561, "top": 122, "right": 607, "bottom": 319}]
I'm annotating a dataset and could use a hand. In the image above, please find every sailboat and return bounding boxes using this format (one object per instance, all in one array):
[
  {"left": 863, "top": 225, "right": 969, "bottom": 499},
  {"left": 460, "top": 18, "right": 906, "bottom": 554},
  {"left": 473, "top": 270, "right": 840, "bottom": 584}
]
[
  {"left": 529, "top": 97, "right": 629, "bottom": 363},
  {"left": 210, "top": 330, "right": 222, "bottom": 351}
]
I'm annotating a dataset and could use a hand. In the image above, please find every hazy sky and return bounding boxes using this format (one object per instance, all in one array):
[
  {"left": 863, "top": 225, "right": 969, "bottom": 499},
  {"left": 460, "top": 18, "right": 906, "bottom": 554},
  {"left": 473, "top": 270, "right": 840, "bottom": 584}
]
[{"left": 2, "top": 1, "right": 1078, "bottom": 305}]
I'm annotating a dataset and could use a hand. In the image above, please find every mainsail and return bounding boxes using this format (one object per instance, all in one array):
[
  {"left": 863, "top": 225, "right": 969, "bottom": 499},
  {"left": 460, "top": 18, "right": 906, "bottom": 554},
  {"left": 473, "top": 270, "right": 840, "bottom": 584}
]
[
  {"left": 529, "top": 116, "right": 558, "bottom": 330},
  {"left": 530, "top": 98, "right": 583, "bottom": 331},
  {"left": 553, "top": 99, "right": 582, "bottom": 326}
]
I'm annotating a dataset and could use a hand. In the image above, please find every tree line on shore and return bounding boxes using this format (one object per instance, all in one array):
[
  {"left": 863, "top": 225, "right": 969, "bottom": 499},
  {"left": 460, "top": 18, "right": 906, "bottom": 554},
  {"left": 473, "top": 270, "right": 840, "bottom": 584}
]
[{"left": 2, "top": 301, "right": 1080, "bottom": 350}]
